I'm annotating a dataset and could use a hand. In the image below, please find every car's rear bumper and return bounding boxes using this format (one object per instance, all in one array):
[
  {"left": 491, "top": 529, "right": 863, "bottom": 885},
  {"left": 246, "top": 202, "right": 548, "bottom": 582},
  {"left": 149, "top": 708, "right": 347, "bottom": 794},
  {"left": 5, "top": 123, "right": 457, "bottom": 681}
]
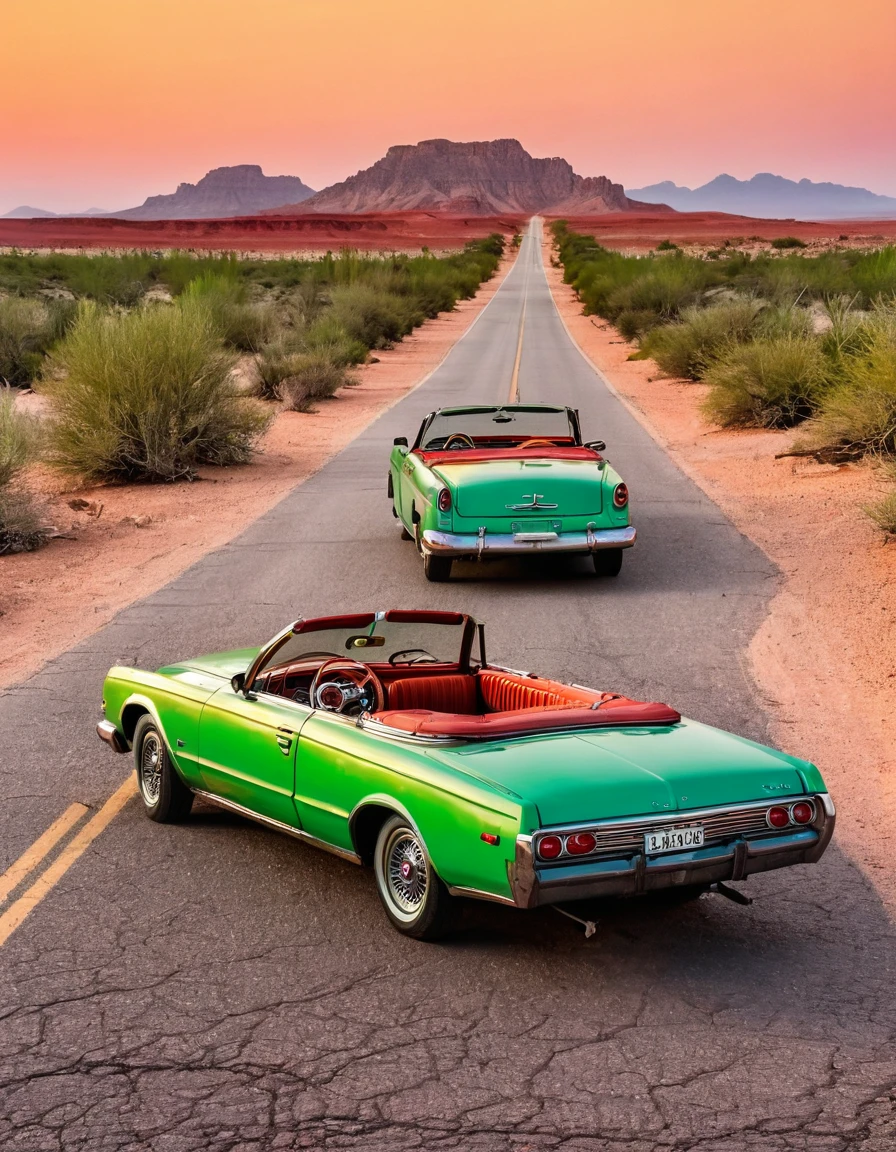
[
  {"left": 421, "top": 524, "right": 636, "bottom": 558},
  {"left": 508, "top": 794, "right": 836, "bottom": 907},
  {"left": 97, "top": 719, "right": 129, "bottom": 754}
]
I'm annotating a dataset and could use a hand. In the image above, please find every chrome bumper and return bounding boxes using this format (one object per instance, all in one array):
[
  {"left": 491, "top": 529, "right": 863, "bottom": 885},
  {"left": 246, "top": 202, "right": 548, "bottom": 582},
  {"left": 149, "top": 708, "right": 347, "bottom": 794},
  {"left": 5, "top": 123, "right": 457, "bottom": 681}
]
[
  {"left": 422, "top": 524, "right": 636, "bottom": 557},
  {"left": 96, "top": 719, "right": 129, "bottom": 754},
  {"left": 508, "top": 795, "right": 836, "bottom": 908}
]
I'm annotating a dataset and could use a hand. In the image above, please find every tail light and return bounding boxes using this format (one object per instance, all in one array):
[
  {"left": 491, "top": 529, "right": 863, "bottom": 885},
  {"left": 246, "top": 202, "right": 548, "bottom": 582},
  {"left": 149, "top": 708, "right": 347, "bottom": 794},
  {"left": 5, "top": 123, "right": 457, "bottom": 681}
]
[
  {"left": 790, "top": 800, "right": 815, "bottom": 825},
  {"left": 566, "top": 832, "right": 597, "bottom": 855},
  {"left": 437, "top": 487, "right": 452, "bottom": 513},
  {"left": 613, "top": 482, "right": 629, "bottom": 509},
  {"left": 536, "top": 835, "right": 563, "bottom": 860},
  {"left": 766, "top": 806, "right": 790, "bottom": 829}
]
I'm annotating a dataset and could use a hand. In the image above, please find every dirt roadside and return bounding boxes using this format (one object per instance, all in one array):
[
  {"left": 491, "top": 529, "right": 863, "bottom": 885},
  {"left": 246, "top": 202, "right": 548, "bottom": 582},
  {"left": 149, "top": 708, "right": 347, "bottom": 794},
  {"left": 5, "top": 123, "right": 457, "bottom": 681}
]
[
  {"left": 542, "top": 232, "right": 896, "bottom": 906},
  {"left": 0, "top": 251, "right": 516, "bottom": 690}
]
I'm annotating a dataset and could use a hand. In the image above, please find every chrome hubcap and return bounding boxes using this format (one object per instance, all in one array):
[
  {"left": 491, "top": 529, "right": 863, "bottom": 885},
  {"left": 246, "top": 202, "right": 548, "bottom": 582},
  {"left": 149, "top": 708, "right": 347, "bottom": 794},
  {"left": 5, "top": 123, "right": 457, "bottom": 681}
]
[
  {"left": 140, "top": 733, "right": 162, "bottom": 805},
  {"left": 385, "top": 830, "right": 427, "bottom": 915}
]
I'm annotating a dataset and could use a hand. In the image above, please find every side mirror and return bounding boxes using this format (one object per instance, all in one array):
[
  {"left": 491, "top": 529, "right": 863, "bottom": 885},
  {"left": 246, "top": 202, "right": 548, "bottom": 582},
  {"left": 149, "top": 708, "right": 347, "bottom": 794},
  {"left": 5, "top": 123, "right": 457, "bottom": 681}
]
[
  {"left": 586, "top": 440, "right": 606, "bottom": 452},
  {"left": 393, "top": 436, "right": 408, "bottom": 447},
  {"left": 231, "top": 672, "right": 246, "bottom": 694}
]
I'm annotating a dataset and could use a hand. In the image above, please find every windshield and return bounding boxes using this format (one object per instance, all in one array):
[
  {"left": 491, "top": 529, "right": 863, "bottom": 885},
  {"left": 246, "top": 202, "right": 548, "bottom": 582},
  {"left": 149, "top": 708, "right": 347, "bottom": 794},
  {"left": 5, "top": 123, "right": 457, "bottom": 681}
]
[
  {"left": 256, "top": 612, "right": 470, "bottom": 675},
  {"left": 419, "top": 405, "right": 576, "bottom": 450}
]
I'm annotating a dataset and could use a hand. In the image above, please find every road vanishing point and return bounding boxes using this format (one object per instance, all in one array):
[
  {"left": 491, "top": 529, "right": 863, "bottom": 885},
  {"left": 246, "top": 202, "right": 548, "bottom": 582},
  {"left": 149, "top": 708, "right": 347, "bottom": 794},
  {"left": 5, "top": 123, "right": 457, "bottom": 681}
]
[{"left": 1, "top": 223, "right": 894, "bottom": 1151}]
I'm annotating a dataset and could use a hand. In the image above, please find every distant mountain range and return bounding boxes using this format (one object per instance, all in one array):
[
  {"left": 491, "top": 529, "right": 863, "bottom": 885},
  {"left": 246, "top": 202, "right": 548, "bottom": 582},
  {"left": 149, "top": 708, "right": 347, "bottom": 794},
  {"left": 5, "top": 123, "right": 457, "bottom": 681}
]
[
  {"left": 625, "top": 173, "right": 896, "bottom": 219},
  {"left": 285, "top": 138, "right": 661, "bottom": 215},
  {"left": 2, "top": 205, "right": 107, "bottom": 218}
]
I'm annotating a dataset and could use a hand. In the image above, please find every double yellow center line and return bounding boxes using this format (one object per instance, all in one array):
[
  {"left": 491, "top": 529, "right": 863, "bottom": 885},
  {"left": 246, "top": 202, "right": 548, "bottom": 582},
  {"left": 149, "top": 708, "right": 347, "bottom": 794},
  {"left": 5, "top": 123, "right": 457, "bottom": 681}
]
[{"left": 0, "top": 775, "right": 137, "bottom": 947}]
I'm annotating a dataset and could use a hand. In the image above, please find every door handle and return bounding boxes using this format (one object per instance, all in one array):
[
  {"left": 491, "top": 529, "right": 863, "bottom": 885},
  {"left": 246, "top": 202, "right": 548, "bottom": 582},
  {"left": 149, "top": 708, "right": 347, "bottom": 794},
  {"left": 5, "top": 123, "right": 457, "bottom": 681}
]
[{"left": 276, "top": 726, "right": 295, "bottom": 754}]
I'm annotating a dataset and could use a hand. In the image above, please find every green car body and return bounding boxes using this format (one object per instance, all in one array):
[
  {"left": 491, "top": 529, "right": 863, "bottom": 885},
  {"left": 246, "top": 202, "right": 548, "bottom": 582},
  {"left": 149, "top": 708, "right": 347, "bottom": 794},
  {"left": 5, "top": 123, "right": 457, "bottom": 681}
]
[
  {"left": 387, "top": 404, "right": 636, "bottom": 581},
  {"left": 98, "top": 610, "right": 835, "bottom": 939}
]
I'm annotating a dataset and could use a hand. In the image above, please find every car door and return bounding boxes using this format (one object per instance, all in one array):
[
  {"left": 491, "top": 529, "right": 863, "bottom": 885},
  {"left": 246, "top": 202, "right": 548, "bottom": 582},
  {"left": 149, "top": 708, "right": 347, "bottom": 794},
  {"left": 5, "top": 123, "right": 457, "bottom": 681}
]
[{"left": 197, "top": 686, "right": 311, "bottom": 827}]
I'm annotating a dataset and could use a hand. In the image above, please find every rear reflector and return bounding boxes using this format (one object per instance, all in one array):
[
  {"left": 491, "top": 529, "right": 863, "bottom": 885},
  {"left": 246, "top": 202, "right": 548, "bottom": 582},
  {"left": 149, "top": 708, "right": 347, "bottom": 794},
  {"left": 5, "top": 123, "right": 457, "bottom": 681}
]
[
  {"left": 537, "top": 835, "right": 563, "bottom": 860},
  {"left": 766, "top": 806, "right": 790, "bottom": 829},
  {"left": 790, "top": 801, "right": 814, "bottom": 825},
  {"left": 566, "top": 832, "right": 597, "bottom": 855},
  {"left": 480, "top": 832, "right": 500, "bottom": 845}
]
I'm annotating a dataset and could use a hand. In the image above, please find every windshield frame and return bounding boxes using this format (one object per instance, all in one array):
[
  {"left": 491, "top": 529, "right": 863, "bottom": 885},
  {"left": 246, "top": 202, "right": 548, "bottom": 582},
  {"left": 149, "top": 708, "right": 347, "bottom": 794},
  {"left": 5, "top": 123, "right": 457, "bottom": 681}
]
[{"left": 413, "top": 404, "right": 581, "bottom": 451}]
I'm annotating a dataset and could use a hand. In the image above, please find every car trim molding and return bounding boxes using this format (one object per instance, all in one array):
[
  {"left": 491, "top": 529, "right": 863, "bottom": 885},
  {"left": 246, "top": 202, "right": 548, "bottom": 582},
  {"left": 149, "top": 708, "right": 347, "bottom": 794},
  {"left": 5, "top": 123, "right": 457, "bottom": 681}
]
[
  {"left": 191, "top": 789, "right": 362, "bottom": 865},
  {"left": 421, "top": 525, "right": 636, "bottom": 557},
  {"left": 446, "top": 884, "right": 517, "bottom": 906}
]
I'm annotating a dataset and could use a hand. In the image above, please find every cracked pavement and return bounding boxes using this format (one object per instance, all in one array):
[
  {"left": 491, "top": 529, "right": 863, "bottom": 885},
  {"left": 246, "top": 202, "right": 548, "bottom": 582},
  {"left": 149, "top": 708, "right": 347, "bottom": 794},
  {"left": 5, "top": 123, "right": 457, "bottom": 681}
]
[{"left": 1, "top": 224, "right": 894, "bottom": 1150}]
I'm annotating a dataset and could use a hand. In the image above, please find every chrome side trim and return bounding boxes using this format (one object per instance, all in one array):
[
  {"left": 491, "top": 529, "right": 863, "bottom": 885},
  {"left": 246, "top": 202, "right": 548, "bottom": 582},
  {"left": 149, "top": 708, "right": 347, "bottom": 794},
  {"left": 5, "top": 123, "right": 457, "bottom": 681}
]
[
  {"left": 192, "top": 789, "right": 362, "bottom": 865},
  {"left": 422, "top": 525, "right": 636, "bottom": 557},
  {"left": 96, "top": 719, "right": 129, "bottom": 754},
  {"left": 446, "top": 884, "right": 518, "bottom": 907}
]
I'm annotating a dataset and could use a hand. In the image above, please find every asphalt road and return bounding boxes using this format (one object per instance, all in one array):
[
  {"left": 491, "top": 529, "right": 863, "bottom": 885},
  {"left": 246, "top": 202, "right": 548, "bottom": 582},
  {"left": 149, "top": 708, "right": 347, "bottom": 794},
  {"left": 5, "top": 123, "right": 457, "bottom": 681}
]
[{"left": 1, "top": 223, "right": 894, "bottom": 1151}]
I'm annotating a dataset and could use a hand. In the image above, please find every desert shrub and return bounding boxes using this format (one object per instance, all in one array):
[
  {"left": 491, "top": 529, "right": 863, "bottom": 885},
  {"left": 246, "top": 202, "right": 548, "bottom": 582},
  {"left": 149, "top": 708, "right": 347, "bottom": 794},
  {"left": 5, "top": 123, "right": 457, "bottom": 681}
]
[
  {"left": 642, "top": 299, "right": 762, "bottom": 379},
  {"left": 0, "top": 298, "right": 55, "bottom": 386},
  {"left": 616, "top": 309, "right": 661, "bottom": 341},
  {"left": 755, "top": 303, "right": 814, "bottom": 340},
  {"left": 184, "top": 274, "right": 276, "bottom": 352},
  {"left": 802, "top": 312, "right": 896, "bottom": 458},
  {"left": 269, "top": 351, "right": 353, "bottom": 411},
  {"left": 771, "top": 236, "right": 808, "bottom": 250},
  {"left": 656, "top": 240, "right": 679, "bottom": 251},
  {"left": 328, "top": 283, "right": 421, "bottom": 349},
  {"left": 866, "top": 485, "right": 896, "bottom": 534},
  {"left": 702, "top": 336, "right": 829, "bottom": 428},
  {"left": 0, "top": 388, "right": 44, "bottom": 553},
  {"left": 40, "top": 299, "right": 270, "bottom": 482}
]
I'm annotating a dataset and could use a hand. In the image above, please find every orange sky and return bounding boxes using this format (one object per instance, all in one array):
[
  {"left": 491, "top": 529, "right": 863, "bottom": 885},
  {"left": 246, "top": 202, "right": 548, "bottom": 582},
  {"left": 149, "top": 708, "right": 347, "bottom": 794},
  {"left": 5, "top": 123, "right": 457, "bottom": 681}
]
[{"left": 3, "top": 0, "right": 895, "bottom": 212}]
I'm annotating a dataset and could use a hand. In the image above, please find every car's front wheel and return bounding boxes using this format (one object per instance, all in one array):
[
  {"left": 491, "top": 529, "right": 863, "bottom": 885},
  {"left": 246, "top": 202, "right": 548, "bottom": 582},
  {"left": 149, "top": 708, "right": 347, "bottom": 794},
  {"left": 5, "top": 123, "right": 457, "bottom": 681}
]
[
  {"left": 134, "top": 714, "right": 193, "bottom": 823},
  {"left": 373, "top": 815, "right": 452, "bottom": 940},
  {"left": 593, "top": 548, "right": 623, "bottom": 577}
]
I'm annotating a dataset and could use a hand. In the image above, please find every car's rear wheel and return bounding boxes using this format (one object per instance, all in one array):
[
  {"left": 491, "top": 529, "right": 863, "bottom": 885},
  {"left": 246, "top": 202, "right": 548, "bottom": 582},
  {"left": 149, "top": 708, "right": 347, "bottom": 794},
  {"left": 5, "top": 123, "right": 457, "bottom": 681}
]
[
  {"left": 373, "top": 815, "right": 453, "bottom": 940},
  {"left": 423, "top": 551, "right": 452, "bottom": 582},
  {"left": 134, "top": 714, "right": 193, "bottom": 823},
  {"left": 593, "top": 548, "right": 623, "bottom": 577},
  {"left": 399, "top": 521, "right": 413, "bottom": 541}
]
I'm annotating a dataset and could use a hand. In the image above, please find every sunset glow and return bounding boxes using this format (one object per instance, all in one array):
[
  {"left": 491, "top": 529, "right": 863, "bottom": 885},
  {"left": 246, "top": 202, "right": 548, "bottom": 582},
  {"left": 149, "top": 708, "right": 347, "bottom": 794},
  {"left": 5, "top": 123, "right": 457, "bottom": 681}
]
[{"left": 3, "top": 0, "right": 895, "bottom": 212}]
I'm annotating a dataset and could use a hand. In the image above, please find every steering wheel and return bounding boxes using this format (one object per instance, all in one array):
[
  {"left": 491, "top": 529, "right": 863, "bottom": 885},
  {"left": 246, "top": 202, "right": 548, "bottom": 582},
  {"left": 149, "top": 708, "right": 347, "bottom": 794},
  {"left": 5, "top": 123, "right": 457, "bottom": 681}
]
[
  {"left": 518, "top": 438, "right": 557, "bottom": 449},
  {"left": 443, "top": 432, "right": 475, "bottom": 451},
  {"left": 310, "top": 658, "right": 386, "bottom": 715},
  {"left": 389, "top": 649, "right": 439, "bottom": 666}
]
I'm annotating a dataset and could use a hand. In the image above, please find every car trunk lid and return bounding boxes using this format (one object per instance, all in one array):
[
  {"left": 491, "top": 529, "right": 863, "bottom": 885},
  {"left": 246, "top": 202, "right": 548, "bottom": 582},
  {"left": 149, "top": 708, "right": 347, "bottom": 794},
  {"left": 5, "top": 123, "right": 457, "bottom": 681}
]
[{"left": 434, "top": 459, "right": 603, "bottom": 518}]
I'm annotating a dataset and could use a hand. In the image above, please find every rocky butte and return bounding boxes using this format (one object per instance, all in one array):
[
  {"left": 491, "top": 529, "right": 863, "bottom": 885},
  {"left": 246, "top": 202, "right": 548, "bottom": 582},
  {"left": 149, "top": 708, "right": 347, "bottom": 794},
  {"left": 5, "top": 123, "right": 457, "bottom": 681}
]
[
  {"left": 279, "top": 139, "right": 667, "bottom": 215},
  {"left": 113, "top": 165, "right": 316, "bottom": 220}
]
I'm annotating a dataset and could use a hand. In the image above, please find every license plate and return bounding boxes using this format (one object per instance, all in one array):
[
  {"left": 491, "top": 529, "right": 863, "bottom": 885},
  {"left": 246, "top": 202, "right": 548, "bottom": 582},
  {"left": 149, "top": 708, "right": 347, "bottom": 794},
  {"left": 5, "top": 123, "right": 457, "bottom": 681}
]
[
  {"left": 644, "top": 826, "right": 705, "bottom": 854},
  {"left": 510, "top": 520, "right": 561, "bottom": 534}
]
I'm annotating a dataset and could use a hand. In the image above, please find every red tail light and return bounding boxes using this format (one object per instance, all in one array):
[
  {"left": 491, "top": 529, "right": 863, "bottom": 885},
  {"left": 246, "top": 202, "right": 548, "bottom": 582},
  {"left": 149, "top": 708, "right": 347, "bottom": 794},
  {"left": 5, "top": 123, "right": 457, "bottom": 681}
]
[
  {"left": 613, "top": 483, "right": 629, "bottom": 509},
  {"left": 566, "top": 832, "right": 597, "bottom": 855},
  {"left": 537, "top": 835, "right": 563, "bottom": 860},
  {"left": 790, "top": 801, "right": 814, "bottom": 825},
  {"left": 766, "top": 806, "right": 790, "bottom": 829},
  {"left": 437, "top": 487, "right": 452, "bottom": 512}
]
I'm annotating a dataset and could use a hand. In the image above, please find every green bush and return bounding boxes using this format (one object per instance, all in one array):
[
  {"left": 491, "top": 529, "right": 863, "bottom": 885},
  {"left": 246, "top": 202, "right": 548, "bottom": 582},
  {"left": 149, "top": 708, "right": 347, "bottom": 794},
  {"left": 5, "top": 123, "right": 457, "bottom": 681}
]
[
  {"left": 40, "top": 299, "right": 270, "bottom": 482},
  {"left": 0, "top": 297, "right": 60, "bottom": 386},
  {"left": 184, "top": 274, "right": 276, "bottom": 352},
  {"left": 655, "top": 240, "right": 679, "bottom": 251},
  {"left": 771, "top": 236, "right": 808, "bottom": 249},
  {"left": 0, "top": 388, "right": 43, "bottom": 553},
  {"left": 642, "top": 300, "right": 762, "bottom": 379},
  {"left": 866, "top": 484, "right": 896, "bottom": 534},
  {"left": 616, "top": 309, "right": 661, "bottom": 341},
  {"left": 302, "top": 315, "right": 368, "bottom": 365},
  {"left": 702, "top": 336, "right": 829, "bottom": 428},
  {"left": 804, "top": 312, "right": 896, "bottom": 458},
  {"left": 261, "top": 350, "right": 353, "bottom": 411}
]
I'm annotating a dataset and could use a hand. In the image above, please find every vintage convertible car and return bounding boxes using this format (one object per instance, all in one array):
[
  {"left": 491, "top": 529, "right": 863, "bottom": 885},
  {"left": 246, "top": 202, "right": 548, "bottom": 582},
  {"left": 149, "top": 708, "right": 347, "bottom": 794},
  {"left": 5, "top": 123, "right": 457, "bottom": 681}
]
[
  {"left": 388, "top": 403, "right": 635, "bottom": 581},
  {"left": 97, "top": 610, "right": 835, "bottom": 940}
]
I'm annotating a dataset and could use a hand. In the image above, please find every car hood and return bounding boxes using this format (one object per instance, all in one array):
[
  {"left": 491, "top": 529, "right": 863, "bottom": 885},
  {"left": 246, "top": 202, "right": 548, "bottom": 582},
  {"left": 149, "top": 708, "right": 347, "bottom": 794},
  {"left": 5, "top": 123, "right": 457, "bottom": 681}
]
[
  {"left": 160, "top": 647, "right": 261, "bottom": 681},
  {"left": 430, "top": 719, "right": 822, "bottom": 826},
  {"left": 434, "top": 458, "right": 604, "bottom": 518}
]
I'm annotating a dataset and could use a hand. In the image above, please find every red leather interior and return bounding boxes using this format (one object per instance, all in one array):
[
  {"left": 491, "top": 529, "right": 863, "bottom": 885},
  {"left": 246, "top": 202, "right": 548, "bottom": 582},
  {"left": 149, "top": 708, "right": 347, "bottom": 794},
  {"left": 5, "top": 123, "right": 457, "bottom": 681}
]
[
  {"left": 387, "top": 674, "right": 479, "bottom": 713},
  {"left": 416, "top": 447, "right": 602, "bottom": 467},
  {"left": 477, "top": 670, "right": 604, "bottom": 712},
  {"left": 373, "top": 702, "right": 680, "bottom": 738}
]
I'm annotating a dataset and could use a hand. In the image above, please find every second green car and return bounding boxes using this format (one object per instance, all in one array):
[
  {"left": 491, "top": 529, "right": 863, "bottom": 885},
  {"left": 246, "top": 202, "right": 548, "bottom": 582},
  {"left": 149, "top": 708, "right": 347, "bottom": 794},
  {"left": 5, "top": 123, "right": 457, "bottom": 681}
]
[{"left": 388, "top": 404, "right": 635, "bottom": 582}]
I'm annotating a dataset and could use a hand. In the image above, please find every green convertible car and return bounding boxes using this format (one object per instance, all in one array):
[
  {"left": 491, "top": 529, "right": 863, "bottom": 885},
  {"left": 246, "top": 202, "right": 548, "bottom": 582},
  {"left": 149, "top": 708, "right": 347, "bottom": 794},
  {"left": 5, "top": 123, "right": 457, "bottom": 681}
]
[
  {"left": 388, "top": 403, "right": 635, "bottom": 581},
  {"left": 98, "top": 610, "right": 835, "bottom": 940}
]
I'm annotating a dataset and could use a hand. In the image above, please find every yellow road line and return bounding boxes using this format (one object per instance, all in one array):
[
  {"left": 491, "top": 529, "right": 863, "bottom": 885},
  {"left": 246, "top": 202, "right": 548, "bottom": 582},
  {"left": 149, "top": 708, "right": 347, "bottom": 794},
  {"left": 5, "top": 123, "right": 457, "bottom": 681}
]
[
  {"left": 508, "top": 292, "right": 527, "bottom": 403},
  {"left": 0, "top": 803, "right": 89, "bottom": 907},
  {"left": 0, "top": 775, "right": 137, "bottom": 948}
]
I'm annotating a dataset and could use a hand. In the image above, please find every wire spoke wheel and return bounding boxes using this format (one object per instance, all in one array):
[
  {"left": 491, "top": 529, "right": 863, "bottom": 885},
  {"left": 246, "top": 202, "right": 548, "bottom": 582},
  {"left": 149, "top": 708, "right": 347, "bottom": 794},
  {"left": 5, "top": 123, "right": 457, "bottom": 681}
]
[
  {"left": 139, "top": 732, "right": 163, "bottom": 806},
  {"left": 384, "top": 828, "right": 428, "bottom": 917}
]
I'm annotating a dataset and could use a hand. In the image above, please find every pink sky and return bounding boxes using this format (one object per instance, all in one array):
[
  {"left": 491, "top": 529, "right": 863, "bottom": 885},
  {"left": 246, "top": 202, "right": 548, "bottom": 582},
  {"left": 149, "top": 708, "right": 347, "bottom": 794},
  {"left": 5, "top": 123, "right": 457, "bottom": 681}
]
[{"left": 3, "top": 0, "right": 895, "bottom": 213}]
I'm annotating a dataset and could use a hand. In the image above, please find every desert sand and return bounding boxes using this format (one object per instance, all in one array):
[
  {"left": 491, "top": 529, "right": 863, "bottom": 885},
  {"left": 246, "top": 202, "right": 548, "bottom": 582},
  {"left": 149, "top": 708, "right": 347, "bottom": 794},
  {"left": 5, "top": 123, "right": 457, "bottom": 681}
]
[{"left": 543, "top": 232, "right": 896, "bottom": 903}]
